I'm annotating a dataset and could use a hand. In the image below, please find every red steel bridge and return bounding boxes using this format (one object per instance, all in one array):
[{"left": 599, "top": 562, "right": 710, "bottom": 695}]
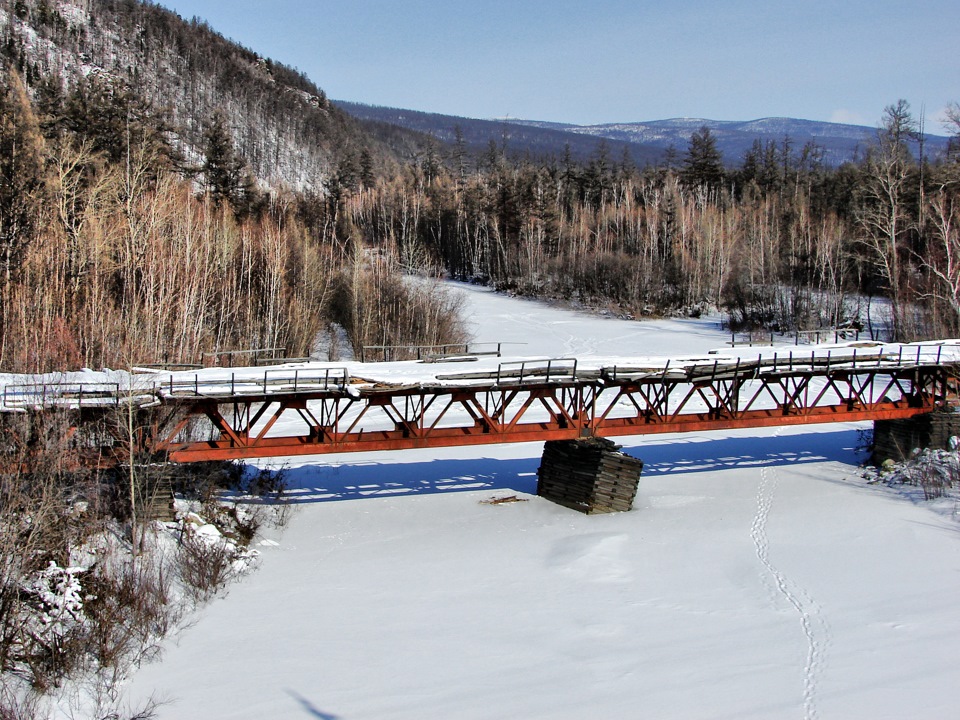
[{"left": 3, "top": 342, "right": 959, "bottom": 466}]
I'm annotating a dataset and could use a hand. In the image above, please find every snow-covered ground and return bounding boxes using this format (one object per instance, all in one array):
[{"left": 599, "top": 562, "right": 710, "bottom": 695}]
[{"left": 123, "top": 283, "right": 960, "bottom": 720}]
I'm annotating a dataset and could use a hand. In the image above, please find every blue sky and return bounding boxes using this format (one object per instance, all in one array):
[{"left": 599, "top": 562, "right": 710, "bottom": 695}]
[{"left": 156, "top": 0, "right": 958, "bottom": 129}]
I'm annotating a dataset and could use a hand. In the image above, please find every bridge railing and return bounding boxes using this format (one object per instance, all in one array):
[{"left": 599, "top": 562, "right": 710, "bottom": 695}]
[
  {"left": 3, "top": 382, "right": 124, "bottom": 409},
  {"left": 359, "top": 341, "right": 523, "bottom": 363},
  {"left": 152, "top": 367, "right": 352, "bottom": 397},
  {"left": 495, "top": 358, "right": 579, "bottom": 385},
  {"left": 1, "top": 367, "right": 356, "bottom": 408},
  {"left": 729, "top": 328, "right": 884, "bottom": 347},
  {"left": 201, "top": 347, "right": 289, "bottom": 368}
]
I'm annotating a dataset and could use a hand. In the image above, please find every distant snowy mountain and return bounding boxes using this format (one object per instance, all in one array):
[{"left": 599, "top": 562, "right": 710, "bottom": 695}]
[
  {"left": 340, "top": 102, "right": 950, "bottom": 167},
  {"left": 507, "top": 116, "right": 948, "bottom": 166},
  {"left": 336, "top": 101, "right": 665, "bottom": 166}
]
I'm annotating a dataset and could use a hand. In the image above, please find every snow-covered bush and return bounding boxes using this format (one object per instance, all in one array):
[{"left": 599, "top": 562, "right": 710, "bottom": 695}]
[
  {"left": 0, "top": 418, "right": 288, "bottom": 717},
  {"left": 27, "top": 561, "right": 86, "bottom": 643},
  {"left": 13, "top": 562, "right": 89, "bottom": 690},
  {"left": 871, "top": 441, "right": 960, "bottom": 503},
  {"left": 175, "top": 514, "right": 259, "bottom": 602}
]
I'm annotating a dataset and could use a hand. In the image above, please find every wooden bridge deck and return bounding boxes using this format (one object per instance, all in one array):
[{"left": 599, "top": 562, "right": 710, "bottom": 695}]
[{"left": 4, "top": 341, "right": 956, "bottom": 465}]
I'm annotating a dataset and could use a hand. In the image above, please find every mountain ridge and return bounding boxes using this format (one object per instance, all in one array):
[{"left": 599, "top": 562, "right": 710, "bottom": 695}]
[{"left": 339, "top": 102, "right": 950, "bottom": 167}]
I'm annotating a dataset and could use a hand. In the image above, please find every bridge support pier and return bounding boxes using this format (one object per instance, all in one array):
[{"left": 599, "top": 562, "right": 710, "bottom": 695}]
[
  {"left": 873, "top": 411, "right": 960, "bottom": 465},
  {"left": 536, "top": 438, "right": 643, "bottom": 514}
]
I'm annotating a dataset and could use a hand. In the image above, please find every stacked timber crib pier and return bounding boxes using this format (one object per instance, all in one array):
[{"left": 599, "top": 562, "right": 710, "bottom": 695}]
[
  {"left": 0, "top": 341, "right": 959, "bottom": 475},
  {"left": 537, "top": 438, "right": 643, "bottom": 514},
  {"left": 873, "top": 411, "right": 960, "bottom": 464}
]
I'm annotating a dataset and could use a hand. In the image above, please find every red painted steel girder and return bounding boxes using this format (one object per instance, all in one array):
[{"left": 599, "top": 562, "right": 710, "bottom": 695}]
[{"left": 151, "top": 363, "right": 953, "bottom": 463}]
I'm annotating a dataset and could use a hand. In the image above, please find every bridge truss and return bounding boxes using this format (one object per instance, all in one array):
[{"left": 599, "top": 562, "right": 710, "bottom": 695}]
[
  {"left": 3, "top": 346, "right": 957, "bottom": 465},
  {"left": 146, "top": 351, "right": 957, "bottom": 463}
]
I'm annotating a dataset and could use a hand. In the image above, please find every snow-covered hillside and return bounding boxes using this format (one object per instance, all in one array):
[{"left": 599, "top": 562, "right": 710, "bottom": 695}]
[
  {"left": 122, "top": 284, "right": 960, "bottom": 720},
  {"left": 0, "top": 0, "right": 366, "bottom": 192}
]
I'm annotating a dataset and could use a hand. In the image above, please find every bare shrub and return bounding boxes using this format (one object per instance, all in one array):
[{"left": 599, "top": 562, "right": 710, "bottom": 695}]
[
  {"left": 885, "top": 448, "right": 960, "bottom": 500},
  {"left": 914, "top": 452, "right": 960, "bottom": 500},
  {"left": 0, "top": 411, "right": 104, "bottom": 693},
  {"left": 0, "top": 681, "right": 44, "bottom": 720},
  {"left": 172, "top": 464, "right": 290, "bottom": 601},
  {"left": 0, "top": 413, "right": 207, "bottom": 708},
  {"left": 175, "top": 534, "right": 239, "bottom": 602},
  {"left": 229, "top": 466, "right": 294, "bottom": 536},
  {"left": 82, "top": 549, "right": 177, "bottom": 674}
]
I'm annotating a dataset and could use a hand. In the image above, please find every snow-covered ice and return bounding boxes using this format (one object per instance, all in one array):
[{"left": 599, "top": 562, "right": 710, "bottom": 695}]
[{"left": 122, "top": 283, "right": 960, "bottom": 719}]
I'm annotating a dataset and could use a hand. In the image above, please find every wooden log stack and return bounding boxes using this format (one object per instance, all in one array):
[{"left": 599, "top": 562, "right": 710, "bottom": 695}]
[
  {"left": 873, "top": 411, "right": 960, "bottom": 464},
  {"left": 537, "top": 437, "right": 643, "bottom": 514}
]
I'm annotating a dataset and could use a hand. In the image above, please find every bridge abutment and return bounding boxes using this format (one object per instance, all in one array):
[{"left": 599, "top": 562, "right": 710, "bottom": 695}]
[
  {"left": 536, "top": 438, "right": 643, "bottom": 514},
  {"left": 873, "top": 411, "right": 960, "bottom": 465}
]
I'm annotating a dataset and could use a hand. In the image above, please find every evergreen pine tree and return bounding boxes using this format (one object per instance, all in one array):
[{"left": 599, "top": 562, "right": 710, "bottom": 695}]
[
  {"left": 680, "top": 125, "right": 724, "bottom": 191},
  {"left": 202, "top": 109, "right": 252, "bottom": 212}
]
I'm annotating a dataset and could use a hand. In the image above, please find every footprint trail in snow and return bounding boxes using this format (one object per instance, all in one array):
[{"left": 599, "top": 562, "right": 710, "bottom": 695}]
[{"left": 749, "top": 436, "right": 830, "bottom": 720}]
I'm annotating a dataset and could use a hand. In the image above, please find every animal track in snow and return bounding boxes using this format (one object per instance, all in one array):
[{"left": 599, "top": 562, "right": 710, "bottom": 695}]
[{"left": 749, "top": 443, "right": 830, "bottom": 720}]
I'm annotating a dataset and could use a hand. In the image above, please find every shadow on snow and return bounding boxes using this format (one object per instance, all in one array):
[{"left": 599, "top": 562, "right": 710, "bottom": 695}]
[{"left": 276, "top": 428, "right": 866, "bottom": 505}]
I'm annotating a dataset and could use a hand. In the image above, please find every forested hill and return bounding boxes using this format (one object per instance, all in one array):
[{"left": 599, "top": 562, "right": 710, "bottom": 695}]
[
  {"left": 339, "top": 101, "right": 950, "bottom": 167},
  {"left": 0, "top": 0, "right": 420, "bottom": 191},
  {"left": 335, "top": 100, "right": 666, "bottom": 166}
]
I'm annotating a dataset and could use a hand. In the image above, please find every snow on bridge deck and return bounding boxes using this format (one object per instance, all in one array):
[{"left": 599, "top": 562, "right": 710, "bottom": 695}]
[
  {"left": 2, "top": 339, "right": 958, "bottom": 464},
  {"left": 2, "top": 338, "right": 959, "bottom": 409}
]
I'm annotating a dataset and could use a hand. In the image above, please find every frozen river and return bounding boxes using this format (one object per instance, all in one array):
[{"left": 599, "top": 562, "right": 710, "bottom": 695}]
[{"left": 125, "top": 282, "right": 960, "bottom": 720}]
